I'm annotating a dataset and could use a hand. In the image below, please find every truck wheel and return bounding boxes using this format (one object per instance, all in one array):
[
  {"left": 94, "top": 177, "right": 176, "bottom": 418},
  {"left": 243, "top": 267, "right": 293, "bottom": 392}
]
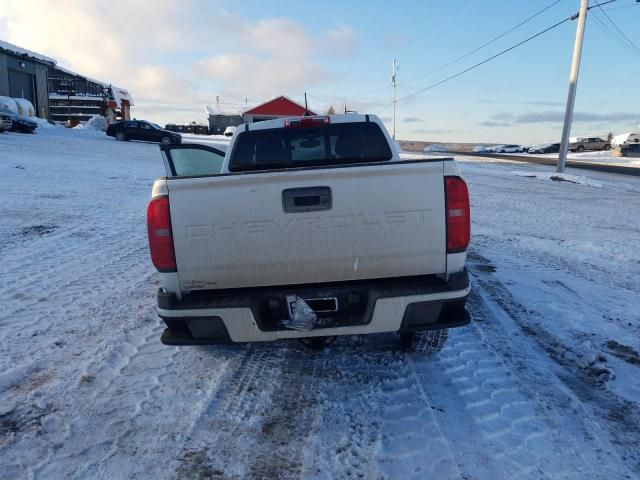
[
  {"left": 577, "top": 145, "right": 585, "bottom": 152},
  {"left": 400, "top": 329, "right": 449, "bottom": 354},
  {"left": 115, "top": 132, "right": 126, "bottom": 141}
]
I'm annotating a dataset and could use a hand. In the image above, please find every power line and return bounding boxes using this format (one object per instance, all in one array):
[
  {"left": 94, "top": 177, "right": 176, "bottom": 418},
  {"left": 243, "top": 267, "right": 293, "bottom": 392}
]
[
  {"left": 398, "top": 0, "right": 565, "bottom": 88},
  {"left": 308, "top": 0, "right": 567, "bottom": 105},
  {"left": 595, "top": 1, "right": 640, "bottom": 55},
  {"left": 590, "top": 10, "right": 640, "bottom": 58},
  {"left": 600, "top": 1, "right": 640, "bottom": 11},
  {"left": 376, "top": 101, "right": 394, "bottom": 115},
  {"left": 388, "top": 14, "right": 573, "bottom": 107}
]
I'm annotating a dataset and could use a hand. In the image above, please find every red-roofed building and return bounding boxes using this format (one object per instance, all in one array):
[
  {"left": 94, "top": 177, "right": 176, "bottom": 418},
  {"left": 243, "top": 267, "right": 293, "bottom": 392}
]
[{"left": 243, "top": 95, "right": 316, "bottom": 123}]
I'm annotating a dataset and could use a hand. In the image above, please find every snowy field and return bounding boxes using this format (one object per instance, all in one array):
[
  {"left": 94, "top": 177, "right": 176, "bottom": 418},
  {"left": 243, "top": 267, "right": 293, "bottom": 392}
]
[{"left": 1, "top": 128, "right": 639, "bottom": 479}]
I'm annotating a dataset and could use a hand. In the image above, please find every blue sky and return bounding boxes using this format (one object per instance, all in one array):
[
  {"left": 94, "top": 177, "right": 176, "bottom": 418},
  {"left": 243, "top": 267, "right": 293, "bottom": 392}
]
[{"left": 2, "top": 0, "right": 639, "bottom": 143}]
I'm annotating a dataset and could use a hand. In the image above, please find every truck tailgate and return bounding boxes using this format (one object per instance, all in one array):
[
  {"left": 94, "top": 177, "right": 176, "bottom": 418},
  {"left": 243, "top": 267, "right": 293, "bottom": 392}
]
[{"left": 167, "top": 160, "right": 447, "bottom": 290}]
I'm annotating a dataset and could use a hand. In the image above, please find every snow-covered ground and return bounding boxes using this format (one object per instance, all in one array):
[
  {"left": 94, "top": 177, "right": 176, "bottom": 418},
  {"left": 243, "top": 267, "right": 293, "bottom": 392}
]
[{"left": 1, "top": 130, "right": 639, "bottom": 479}]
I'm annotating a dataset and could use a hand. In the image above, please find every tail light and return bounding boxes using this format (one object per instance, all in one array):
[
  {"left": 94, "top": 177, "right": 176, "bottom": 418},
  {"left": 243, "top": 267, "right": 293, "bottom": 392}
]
[
  {"left": 445, "top": 177, "right": 470, "bottom": 253},
  {"left": 284, "top": 116, "right": 330, "bottom": 128},
  {"left": 146, "top": 196, "right": 176, "bottom": 272}
]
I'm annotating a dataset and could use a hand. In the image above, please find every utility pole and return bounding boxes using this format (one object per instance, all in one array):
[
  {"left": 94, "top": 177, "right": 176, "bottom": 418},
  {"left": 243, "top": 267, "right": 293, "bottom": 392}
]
[
  {"left": 215, "top": 95, "right": 220, "bottom": 113},
  {"left": 557, "top": 0, "right": 589, "bottom": 173},
  {"left": 392, "top": 59, "right": 398, "bottom": 140}
]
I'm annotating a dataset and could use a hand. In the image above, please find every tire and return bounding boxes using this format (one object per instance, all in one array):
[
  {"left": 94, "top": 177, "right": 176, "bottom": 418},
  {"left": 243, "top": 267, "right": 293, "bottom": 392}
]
[
  {"left": 543, "top": 149, "right": 549, "bottom": 154},
  {"left": 577, "top": 145, "right": 585, "bottom": 152},
  {"left": 604, "top": 144, "right": 611, "bottom": 150},
  {"left": 400, "top": 329, "right": 449, "bottom": 354},
  {"left": 161, "top": 136, "right": 172, "bottom": 146},
  {"left": 115, "top": 131, "right": 126, "bottom": 141}
]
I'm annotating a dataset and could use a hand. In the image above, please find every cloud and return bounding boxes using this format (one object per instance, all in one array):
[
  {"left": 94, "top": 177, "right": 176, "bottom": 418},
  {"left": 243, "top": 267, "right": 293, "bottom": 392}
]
[
  {"left": 322, "top": 25, "right": 357, "bottom": 55},
  {"left": 491, "top": 112, "right": 514, "bottom": 121},
  {"left": 403, "top": 117, "right": 421, "bottom": 123},
  {"left": 1, "top": 2, "right": 361, "bottom": 123},
  {"left": 2, "top": 0, "right": 191, "bottom": 77},
  {"left": 410, "top": 128, "right": 456, "bottom": 134},
  {"left": 133, "top": 65, "right": 195, "bottom": 103},
  {"left": 205, "top": 13, "right": 356, "bottom": 59},
  {"left": 480, "top": 121, "right": 511, "bottom": 127},
  {"left": 479, "top": 99, "right": 564, "bottom": 107},
  {"left": 249, "top": 18, "right": 314, "bottom": 58},
  {"left": 515, "top": 111, "right": 639, "bottom": 124},
  {"left": 1, "top": 0, "right": 200, "bottom": 109},
  {"left": 198, "top": 54, "right": 328, "bottom": 100},
  {"left": 526, "top": 101, "right": 565, "bottom": 107}
]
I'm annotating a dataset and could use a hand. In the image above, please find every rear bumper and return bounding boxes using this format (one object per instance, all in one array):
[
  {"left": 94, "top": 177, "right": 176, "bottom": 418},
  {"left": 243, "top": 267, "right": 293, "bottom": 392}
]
[{"left": 157, "top": 270, "right": 470, "bottom": 345}]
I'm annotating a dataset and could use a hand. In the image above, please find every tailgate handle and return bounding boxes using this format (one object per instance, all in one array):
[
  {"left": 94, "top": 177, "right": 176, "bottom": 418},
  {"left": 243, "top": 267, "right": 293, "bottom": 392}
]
[{"left": 282, "top": 186, "right": 332, "bottom": 213}]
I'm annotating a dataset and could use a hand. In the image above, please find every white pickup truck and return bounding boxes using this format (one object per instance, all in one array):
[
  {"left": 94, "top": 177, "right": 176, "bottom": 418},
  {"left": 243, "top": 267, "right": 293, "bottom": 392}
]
[{"left": 146, "top": 114, "right": 471, "bottom": 351}]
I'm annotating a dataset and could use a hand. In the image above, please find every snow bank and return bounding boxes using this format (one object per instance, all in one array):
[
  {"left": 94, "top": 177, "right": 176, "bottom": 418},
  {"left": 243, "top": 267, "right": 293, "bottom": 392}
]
[
  {"left": 511, "top": 170, "right": 602, "bottom": 188},
  {"left": 0, "top": 97, "right": 36, "bottom": 116},
  {"left": 0, "top": 96, "right": 18, "bottom": 113},
  {"left": 75, "top": 115, "right": 107, "bottom": 132},
  {"left": 13, "top": 98, "right": 35, "bottom": 117},
  {"left": 473, "top": 145, "right": 488, "bottom": 153},
  {"left": 28, "top": 117, "right": 57, "bottom": 132},
  {"left": 424, "top": 144, "right": 449, "bottom": 153}
]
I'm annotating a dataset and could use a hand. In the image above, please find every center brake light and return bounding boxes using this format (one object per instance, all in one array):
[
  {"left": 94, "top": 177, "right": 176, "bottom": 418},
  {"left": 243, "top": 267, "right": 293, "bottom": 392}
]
[
  {"left": 284, "top": 116, "right": 330, "bottom": 128},
  {"left": 445, "top": 177, "right": 470, "bottom": 253},
  {"left": 147, "top": 195, "right": 176, "bottom": 272}
]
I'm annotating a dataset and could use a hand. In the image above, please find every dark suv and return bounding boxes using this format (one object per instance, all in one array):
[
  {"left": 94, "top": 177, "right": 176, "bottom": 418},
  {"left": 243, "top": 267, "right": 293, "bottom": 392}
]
[
  {"left": 0, "top": 107, "right": 38, "bottom": 134},
  {"left": 106, "top": 120, "right": 181, "bottom": 145}
]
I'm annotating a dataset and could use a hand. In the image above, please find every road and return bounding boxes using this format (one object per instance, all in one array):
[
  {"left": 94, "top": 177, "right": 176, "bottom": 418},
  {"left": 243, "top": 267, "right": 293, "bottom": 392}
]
[
  {"left": 1, "top": 131, "right": 639, "bottom": 479},
  {"left": 450, "top": 151, "right": 640, "bottom": 176}
]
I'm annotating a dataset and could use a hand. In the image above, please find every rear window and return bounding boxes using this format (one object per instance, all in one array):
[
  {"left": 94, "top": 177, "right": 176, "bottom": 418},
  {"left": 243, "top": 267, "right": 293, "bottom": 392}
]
[{"left": 229, "top": 122, "right": 393, "bottom": 172}]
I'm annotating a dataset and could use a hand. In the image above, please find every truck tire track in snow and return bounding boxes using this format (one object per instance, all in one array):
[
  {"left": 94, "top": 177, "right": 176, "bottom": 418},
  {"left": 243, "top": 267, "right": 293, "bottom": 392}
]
[
  {"left": 302, "top": 341, "right": 461, "bottom": 480},
  {"left": 174, "top": 345, "right": 291, "bottom": 479},
  {"left": 465, "top": 254, "right": 639, "bottom": 477},
  {"left": 173, "top": 338, "right": 463, "bottom": 480}
]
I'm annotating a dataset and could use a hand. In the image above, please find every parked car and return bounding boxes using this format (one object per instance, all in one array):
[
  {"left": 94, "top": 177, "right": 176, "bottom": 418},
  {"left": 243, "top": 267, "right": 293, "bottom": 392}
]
[
  {"left": 106, "top": 120, "right": 182, "bottom": 145},
  {"left": 0, "top": 107, "right": 38, "bottom": 134},
  {"left": 620, "top": 143, "right": 640, "bottom": 158},
  {"left": 569, "top": 137, "right": 610, "bottom": 152},
  {"left": 148, "top": 114, "right": 471, "bottom": 352},
  {"left": 494, "top": 144, "right": 525, "bottom": 153},
  {"left": 223, "top": 126, "right": 237, "bottom": 137},
  {"left": 484, "top": 145, "right": 502, "bottom": 153},
  {"left": 612, "top": 132, "right": 640, "bottom": 147},
  {"left": 0, "top": 112, "right": 12, "bottom": 132},
  {"left": 528, "top": 143, "right": 561, "bottom": 154}
]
